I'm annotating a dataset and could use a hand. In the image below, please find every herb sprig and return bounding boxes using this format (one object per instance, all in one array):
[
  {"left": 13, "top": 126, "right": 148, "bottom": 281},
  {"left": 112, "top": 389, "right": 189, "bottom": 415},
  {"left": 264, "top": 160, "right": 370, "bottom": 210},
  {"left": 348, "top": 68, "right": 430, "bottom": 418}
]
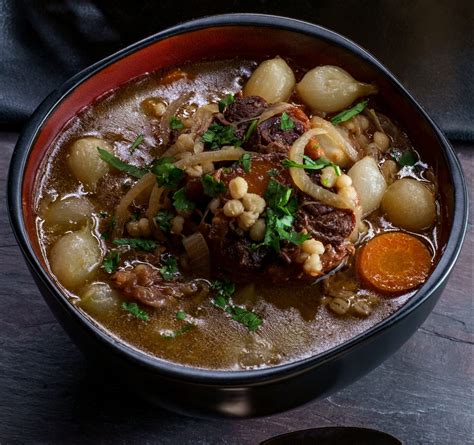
[
  {"left": 172, "top": 188, "right": 196, "bottom": 211},
  {"left": 218, "top": 93, "right": 235, "bottom": 112},
  {"left": 129, "top": 134, "right": 144, "bottom": 154},
  {"left": 202, "top": 174, "right": 227, "bottom": 198},
  {"left": 283, "top": 155, "right": 342, "bottom": 176},
  {"left": 103, "top": 250, "right": 121, "bottom": 274},
  {"left": 160, "top": 255, "right": 180, "bottom": 281},
  {"left": 330, "top": 100, "right": 368, "bottom": 125},
  {"left": 280, "top": 112, "right": 295, "bottom": 130},
  {"left": 113, "top": 238, "right": 157, "bottom": 252},
  {"left": 202, "top": 123, "right": 242, "bottom": 150},
  {"left": 122, "top": 302, "right": 149, "bottom": 321},
  {"left": 150, "top": 157, "right": 184, "bottom": 189},
  {"left": 97, "top": 148, "right": 147, "bottom": 178}
]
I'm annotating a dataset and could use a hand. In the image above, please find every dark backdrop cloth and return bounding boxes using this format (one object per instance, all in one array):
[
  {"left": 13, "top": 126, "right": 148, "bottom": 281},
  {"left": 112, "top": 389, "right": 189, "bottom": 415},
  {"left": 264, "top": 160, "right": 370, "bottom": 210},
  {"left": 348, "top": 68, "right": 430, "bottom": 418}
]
[{"left": 1, "top": 0, "right": 473, "bottom": 141}]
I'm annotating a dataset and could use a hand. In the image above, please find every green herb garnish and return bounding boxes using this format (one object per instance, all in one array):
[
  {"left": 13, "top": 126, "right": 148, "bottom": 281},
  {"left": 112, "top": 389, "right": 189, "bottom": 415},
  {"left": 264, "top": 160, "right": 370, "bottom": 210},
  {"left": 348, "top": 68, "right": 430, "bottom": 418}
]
[
  {"left": 161, "top": 324, "right": 193, "bottom": 339},
  {"left": 330, "top": 100, "right": 368, "bottom": 125},
  {"left": 113, "top": 238, "right": 157, "bottom": 252},
  {"left": 155, "top": 210, "right": 173, "bottom": 233},
  {"left": 97, "top": 148, "right": 147, "bottom": 178},
  {"left": 239, "top": 153, "right": 252, "bottom": 173},
  {"left": 129, "top": 134, "right": 144, "bottom": 154},
  {"left": 172, "top": 187, "right": 196, "bottom": 212},
  {"left": 267, "top": 168, "right": 279, "bottom": 177},
  {"left": 170, "top": 116, "right": 184, "bottom": 130},
  {"left": 122, "top": 302, "right": 149, "bottom": 321},
  {"left": 202, "top": 174, "right": 227, "bottom": 198},
  {"left": 218, "top": 93, "right": 235, "bottom": 112},
  {"left": 176, "top": 310, "right": 187, "bottom": 320},
  {"left": 243, "top": 119, "right": 258, "bottom": 143},
  {"left": 150, "top": 157, "right": 184, "bottom": 189},
  {"left": 393, "top": 150, "right": 418, "bottom": 167},
  {"left": 102, "top": 250, "right": 121, "bottom": 274},
  {"left": 280, "top": 112, "right": 295, "bottom": 130},
  {"left": 282, "top": 155, "right": 341, "bottom": 176},
  {"left": 211, "top": 280, "right": 262, "bottom": 331},
  {"left": 100, "top": 216, "right": 116, "bottom": 240},
  {"left": 202, "top": 123, "right": 242, "bottom": 150},
  {"left": 160, "top": 255, "right": 179, "bottom": 280}
]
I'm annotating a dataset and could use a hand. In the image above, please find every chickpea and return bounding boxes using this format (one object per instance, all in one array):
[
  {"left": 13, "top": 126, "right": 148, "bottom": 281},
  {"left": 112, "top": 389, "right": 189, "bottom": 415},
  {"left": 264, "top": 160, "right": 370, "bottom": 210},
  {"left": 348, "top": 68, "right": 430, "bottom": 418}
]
[
  {"left": 335, "top": 174, "right": 352, "bottom": 189},
  {"left": 175, "top": 133, "right": 194, "bottom": 152},
  {"left": 185, "top": 164, "right": 203, "bottom": 177},
  {"left": 137, "top": 218, "right": 151, "bottom": 237},
  {"left": 249, "top": 218, "right": 266, "bottom": 242},
  {"left": 242, "top": 193, "right": 266, "bottom": 214},
  {"left": 321, "top": 167, "right": 337, "bottom": 188},
  {"left": 302, "top": 239, "right": 325, "bottom": 255},
  {"left": 329, "top": 297, "right": 351, "bottom": 315},
  {"left": 303, "top": 253, "right": 323, "bottom": 276},
  {"left": 296, "top": 251, "right": 310, "bottom": 263},
  {"left": 373, "top": 131, "right": 390, "bottom": 152},
  {"left": 238, "top": 211, "right": 259, "bottom": 230},
  {"left": 223, "top": 199, "right": 244, "bottom": 217},
  {"left": 201, "top": 161, "right": 214, "bottom": 173},
  {"left": 356, "top": 134, "right": 369, "bottom": 149},
  {"left": 338, "top": 186, "right": 358, "bottom": 203},
  {"left": 229, "top": 177, "right": 248, "bottom": 200},
  {"left": 171, "top": 215, "right": 185, "bottom": 235},
  {"left": 126, "top": 220, "right": 141, "bottom": 237},
  {"left": 381, "top": 159, "right": 398, "bottom": 185},
  {"left": 209, "top": 198, "right": 220, "bottom": 214}
]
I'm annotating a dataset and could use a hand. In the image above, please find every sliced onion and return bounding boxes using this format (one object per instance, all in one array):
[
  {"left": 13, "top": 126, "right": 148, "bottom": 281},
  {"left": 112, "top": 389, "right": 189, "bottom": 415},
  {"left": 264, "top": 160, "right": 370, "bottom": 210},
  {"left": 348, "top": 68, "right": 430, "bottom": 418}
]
[
  {"left": 182, "top": 232, "right": 210, "bottom": 278},
  {"left": 146, "top": 184, "right": 164, "bottom": 220},
  {"left": 174, "top": 147, "right": 247, "bottom": 168},
  {"left": 366, "top": 108, "right": 384, "bottom": 133},
  {"left": 160, "top": 92, "right": 193, "bottom": 146},
  {"left": 310, "top": 116, "right": 360, "bottom": 167},
  {"left": 289, "top": 129, "right": 354, "bottom": 209}
]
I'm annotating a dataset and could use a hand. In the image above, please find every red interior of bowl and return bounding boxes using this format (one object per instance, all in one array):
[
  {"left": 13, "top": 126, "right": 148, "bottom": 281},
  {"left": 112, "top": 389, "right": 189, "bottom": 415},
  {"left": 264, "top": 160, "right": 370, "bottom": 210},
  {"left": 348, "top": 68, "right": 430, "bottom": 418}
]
[{"left": 22, "top": 25, "right": 453, "bottom": 262}]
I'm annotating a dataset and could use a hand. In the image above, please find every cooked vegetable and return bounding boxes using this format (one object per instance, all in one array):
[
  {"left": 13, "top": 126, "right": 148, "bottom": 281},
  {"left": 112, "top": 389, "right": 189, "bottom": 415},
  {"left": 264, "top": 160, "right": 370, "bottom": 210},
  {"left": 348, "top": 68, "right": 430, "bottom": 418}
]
[
  {"left": 357, "top": 232, "right": 432, "bottom": 293},
  {"left": 348, "top": 156, "right": 387, "bottom": 216},
  {"left": 289, "top": 129, "right": 353, "bottom": 209},
  {"left": 283, "top": 155, "right": 341, "bottom": 176},
  {"left": 67, "top": 138, "right": 114, "bottom": 189},
  {"left": 174, "top": 147, "right": 246, "bottom": 168},
  {"left": 331, "top": 100, "right": 368, "bottom": 125},
  {"left": 297, "top": 65, "right": 377, "bottom": 112},
  {"left": 49, "top": 228, "right": 101, "bottom": 289},
  {"left": 243, "top": 57, "right": 296, "bottom": 103},
  {"left": 79, "top": 282, "right": 120, "bottom": 316},
  {"left": 382, "top": 178, "right": 436, "bottom": 231},
  {"left": 182, "top": 232, "right": 210, "bottom": 278},
  {"left": 44, "top": 196, "right": 94, "bottom": 229}
]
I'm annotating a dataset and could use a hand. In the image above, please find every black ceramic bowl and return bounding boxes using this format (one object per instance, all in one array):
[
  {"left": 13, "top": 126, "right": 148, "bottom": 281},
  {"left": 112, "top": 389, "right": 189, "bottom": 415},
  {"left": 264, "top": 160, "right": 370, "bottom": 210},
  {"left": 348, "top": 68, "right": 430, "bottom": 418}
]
[{"left": 8, "top": 14, "right": 468, "bottom": 418}]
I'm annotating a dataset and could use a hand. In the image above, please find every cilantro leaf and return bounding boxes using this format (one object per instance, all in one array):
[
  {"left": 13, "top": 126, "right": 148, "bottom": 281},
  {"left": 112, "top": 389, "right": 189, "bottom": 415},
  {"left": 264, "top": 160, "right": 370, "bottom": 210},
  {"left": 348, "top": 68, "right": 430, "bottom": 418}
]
[
  {"left": 150, "top": 157, "right": 184, "bottom": 189},
  {"left": 97, "top": 148, "right": 147, "bottom": 178},
  {"left": 280, "top": 112, "right": 295, "bottom": 130},
  {"left": 282, "top": 155, "right": 341, "bottom": 176},
  {"left": 170, "top": 116, "right": 184, "bottom": 130},
  {"left": 160, "top": 255, "right": 179, "bottom": 280},
  {"left": 230, "top": 306, "right": 262, "bottom": 331},
  {"left": 100, "top": 216, "right": 116, "bottom": 240},
  {"left": 102, "top": 250, "right": 121, "bottom": 274},
  {"left": 265, "top": 179, "right": 296, "bottom": 216},
  {"left": 129, "top": 134, "right": 144, "bottom": 154},
  {"left": 330, "top": 100, "right": 368, "bottom": 125},
  {"left": 113, "top": 238, "right": 157, "bottom": 252},
  {"left": 202, "top": 123, "right": 242, "bottom": 150},
  {"left": 172, "top": 188, "right": 196, "bottom": 211},
  {"left": 155, "top": 210, "right": 173, "bottom": 233},
  {"left": 218, "top": 93, "right": 235, "bottom": 112},
  {"left": 161, "top": 324, "right": 193, "bottom": 339},
  {"left": 202, "top": 174, "right": 227, "bottom": 198},
  {"left": 243, "top": 119, "right": 258, "bottom": 143},
  {"left": 239, "top": 153, "right": 252, "bottom": 173},
  {"left": 393, "top": 150, "right": 418, "bottom": 167},
  {"left": 176, "top": 310, "right": 187, "bottom": 320},
  {"left": 122, "top": 302, "right": 149, "bottom": 321}
]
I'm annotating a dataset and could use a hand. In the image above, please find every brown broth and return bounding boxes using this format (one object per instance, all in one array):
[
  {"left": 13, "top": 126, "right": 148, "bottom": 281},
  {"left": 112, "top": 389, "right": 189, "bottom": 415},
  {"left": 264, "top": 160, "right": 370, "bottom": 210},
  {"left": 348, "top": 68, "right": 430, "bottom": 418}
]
[{"left": 35, "top": 59, "right": 441, "bottom": 370}]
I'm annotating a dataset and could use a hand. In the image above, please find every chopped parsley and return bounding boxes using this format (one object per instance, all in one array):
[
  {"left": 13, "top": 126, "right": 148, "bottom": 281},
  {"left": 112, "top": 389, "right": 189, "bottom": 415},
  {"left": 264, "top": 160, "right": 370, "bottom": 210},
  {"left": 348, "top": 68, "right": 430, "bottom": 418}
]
[
  {"left": 280, "top": 112, "right": 295, "bottom": 130},
  {"left": 239, "top": 153, "right": 252, "bottom": 173},
  {"left": 282, "top": 155, "right": 341, "bottom": 176},
  {"left": 267, "top": 168, "right": 279, "bottom": 177},
  {"left": 99, "top": 211, "right": 108, "bottom": 218},
  {"left": 176, "top": 310, "right": 187, "bottom": 320},
  {"left": 211, "top": 280, "right": 262, "bottom": 331},
  {"left": 122, "top": 302, "right": 149, "bottom": 321},
  {"left": 150, "top": 157, "right": 184, "bottom": 189},
  {"left": 170, "top": 116, "right": 184, "bottom": 130},
  {"left": 202, "top": 174, "right": 227, "bottom": 198},
  {"left": 160, "top": 255, "right": 180, "bottom": 280},
  {"left": 172, "top": 187, "right": 196, "bottom": 211},
  {"left": 112, "top": 238, "right": 157, "bottom": 252},
  {"left": 243, "top": 119, "right": 258, "bottom": 143},
  {"left": 330, "top": 100, "right": 368, "bottom": 125},
  {"left": 154, "top": 210, "right": 173, "bottom": 233},
  {"left": 100, "top": 216, "right": 116, "bottom": 240},
  {"left": 102, "top": 250, "right": 121, "bottom": 274},
  {"left": 393, "top": 150, "right": 418, "bottom": 167},
  {"left": 218, "top": 93, "right": 235, "bottom": 112},
  {"left": 202, "top": 123, "right": 242, "bottom": 150},
  {"left": 161, "top": 324, "right": 193, "bottom": 339},
  {"left": 129, "top": 134, "right": 144, "bottom": 154},
  {"left": 97, "top": 148, "right": 147, "bottom": 178},
  {"left": 253, "top": 179, "right": 310, "bottom": 253}
]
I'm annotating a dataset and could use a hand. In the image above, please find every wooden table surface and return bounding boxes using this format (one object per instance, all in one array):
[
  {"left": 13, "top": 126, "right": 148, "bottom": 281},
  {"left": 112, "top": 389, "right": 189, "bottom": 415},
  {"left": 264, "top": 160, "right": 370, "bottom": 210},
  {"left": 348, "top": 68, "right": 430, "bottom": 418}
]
[{"left": 0, "top": 133, "right": 472, "bottom": 444}]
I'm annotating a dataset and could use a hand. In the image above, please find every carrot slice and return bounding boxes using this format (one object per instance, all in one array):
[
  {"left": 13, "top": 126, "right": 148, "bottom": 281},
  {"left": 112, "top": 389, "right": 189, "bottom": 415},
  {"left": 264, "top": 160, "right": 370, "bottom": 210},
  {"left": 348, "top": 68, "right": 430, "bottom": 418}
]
[{"left": 357, "top": 232, "right": 432, "bottom": 294}]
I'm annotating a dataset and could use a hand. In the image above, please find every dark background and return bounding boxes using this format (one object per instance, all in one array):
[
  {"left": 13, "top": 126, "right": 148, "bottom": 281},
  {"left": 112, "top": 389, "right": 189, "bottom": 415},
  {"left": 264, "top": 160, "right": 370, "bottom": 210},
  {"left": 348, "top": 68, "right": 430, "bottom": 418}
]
[{"left": 0, "top": 1, "right": 472, "bottom": 444}]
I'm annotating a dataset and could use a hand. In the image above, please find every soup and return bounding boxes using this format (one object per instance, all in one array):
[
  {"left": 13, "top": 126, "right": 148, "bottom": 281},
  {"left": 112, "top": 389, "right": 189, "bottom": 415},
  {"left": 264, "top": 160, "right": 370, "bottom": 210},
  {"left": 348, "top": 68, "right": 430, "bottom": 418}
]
[{"left": 35, "top": 58, "right": 442, "bottom": 370}]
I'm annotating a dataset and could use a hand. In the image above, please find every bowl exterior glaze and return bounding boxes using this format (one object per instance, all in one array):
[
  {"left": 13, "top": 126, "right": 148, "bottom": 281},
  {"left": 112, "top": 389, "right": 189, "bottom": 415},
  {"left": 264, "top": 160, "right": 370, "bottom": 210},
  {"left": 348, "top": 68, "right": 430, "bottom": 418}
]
[{"left": 8, "top": 14, "right": 468, "bottom": 418}]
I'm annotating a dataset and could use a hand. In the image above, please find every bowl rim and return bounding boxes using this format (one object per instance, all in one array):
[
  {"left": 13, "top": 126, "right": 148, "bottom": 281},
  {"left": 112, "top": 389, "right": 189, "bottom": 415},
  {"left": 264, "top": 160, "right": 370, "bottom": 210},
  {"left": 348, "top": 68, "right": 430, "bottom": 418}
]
[{"left": 7, "top": 13, "right": 468, "bottom": 385}]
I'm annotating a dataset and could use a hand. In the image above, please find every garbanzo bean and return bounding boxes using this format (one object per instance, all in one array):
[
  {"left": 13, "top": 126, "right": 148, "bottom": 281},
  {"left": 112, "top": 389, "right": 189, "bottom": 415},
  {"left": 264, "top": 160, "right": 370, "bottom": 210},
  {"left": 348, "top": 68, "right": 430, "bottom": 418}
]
[
  {"left": 303, "top": 253, "right": 323, "bottom": 276},
  {"left": 229, "top": 177, "right": 248, "bottom": 200},
  {"left": 223, "top": 199, "right": 244, "bottom": 217},
  {"left": 373, "top": 131, "right": 390, "bottom": 152},
  {"left": 249, "top": 218, "right": 266, "bottom": 242},
  {"left": 238, "top": 211, "right": 259, "bottom": 230},
  {"left": 171, "top": 215, "right": 185, "bottom": 235},
  {"left": 302, "top": 239, "right": 325, "bottom": 255},
  {"left": 242, "top": 193, "right": 266, "bottom": 214}
]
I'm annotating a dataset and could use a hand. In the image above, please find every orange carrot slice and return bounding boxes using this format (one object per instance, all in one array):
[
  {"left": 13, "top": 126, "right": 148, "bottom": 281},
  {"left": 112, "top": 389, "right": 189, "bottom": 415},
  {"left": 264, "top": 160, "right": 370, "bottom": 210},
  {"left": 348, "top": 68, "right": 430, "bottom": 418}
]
[{"left": 357, "top": 232, "right": 432, "bottom": 294}]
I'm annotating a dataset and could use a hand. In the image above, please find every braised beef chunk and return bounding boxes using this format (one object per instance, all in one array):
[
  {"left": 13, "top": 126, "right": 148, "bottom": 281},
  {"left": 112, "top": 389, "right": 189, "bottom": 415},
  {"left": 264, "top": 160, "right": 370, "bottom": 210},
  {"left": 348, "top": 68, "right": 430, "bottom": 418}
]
[
  {"left": 294, "top": 203, "right": 355, "bottom": 247},
  {"left": 223, "top": 95, "right": 268, "bottom": 122},
  {"left": 112, "top": 264, "right": 198, "bottom": 308}
]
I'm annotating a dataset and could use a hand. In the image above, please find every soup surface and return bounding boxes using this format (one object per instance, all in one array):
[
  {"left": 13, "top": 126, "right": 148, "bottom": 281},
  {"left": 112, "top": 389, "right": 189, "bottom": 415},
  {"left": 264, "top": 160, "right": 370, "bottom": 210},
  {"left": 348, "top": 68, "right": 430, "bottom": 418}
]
[{"left": 35, "top": 58, "right": 442, "bottom": 370}]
